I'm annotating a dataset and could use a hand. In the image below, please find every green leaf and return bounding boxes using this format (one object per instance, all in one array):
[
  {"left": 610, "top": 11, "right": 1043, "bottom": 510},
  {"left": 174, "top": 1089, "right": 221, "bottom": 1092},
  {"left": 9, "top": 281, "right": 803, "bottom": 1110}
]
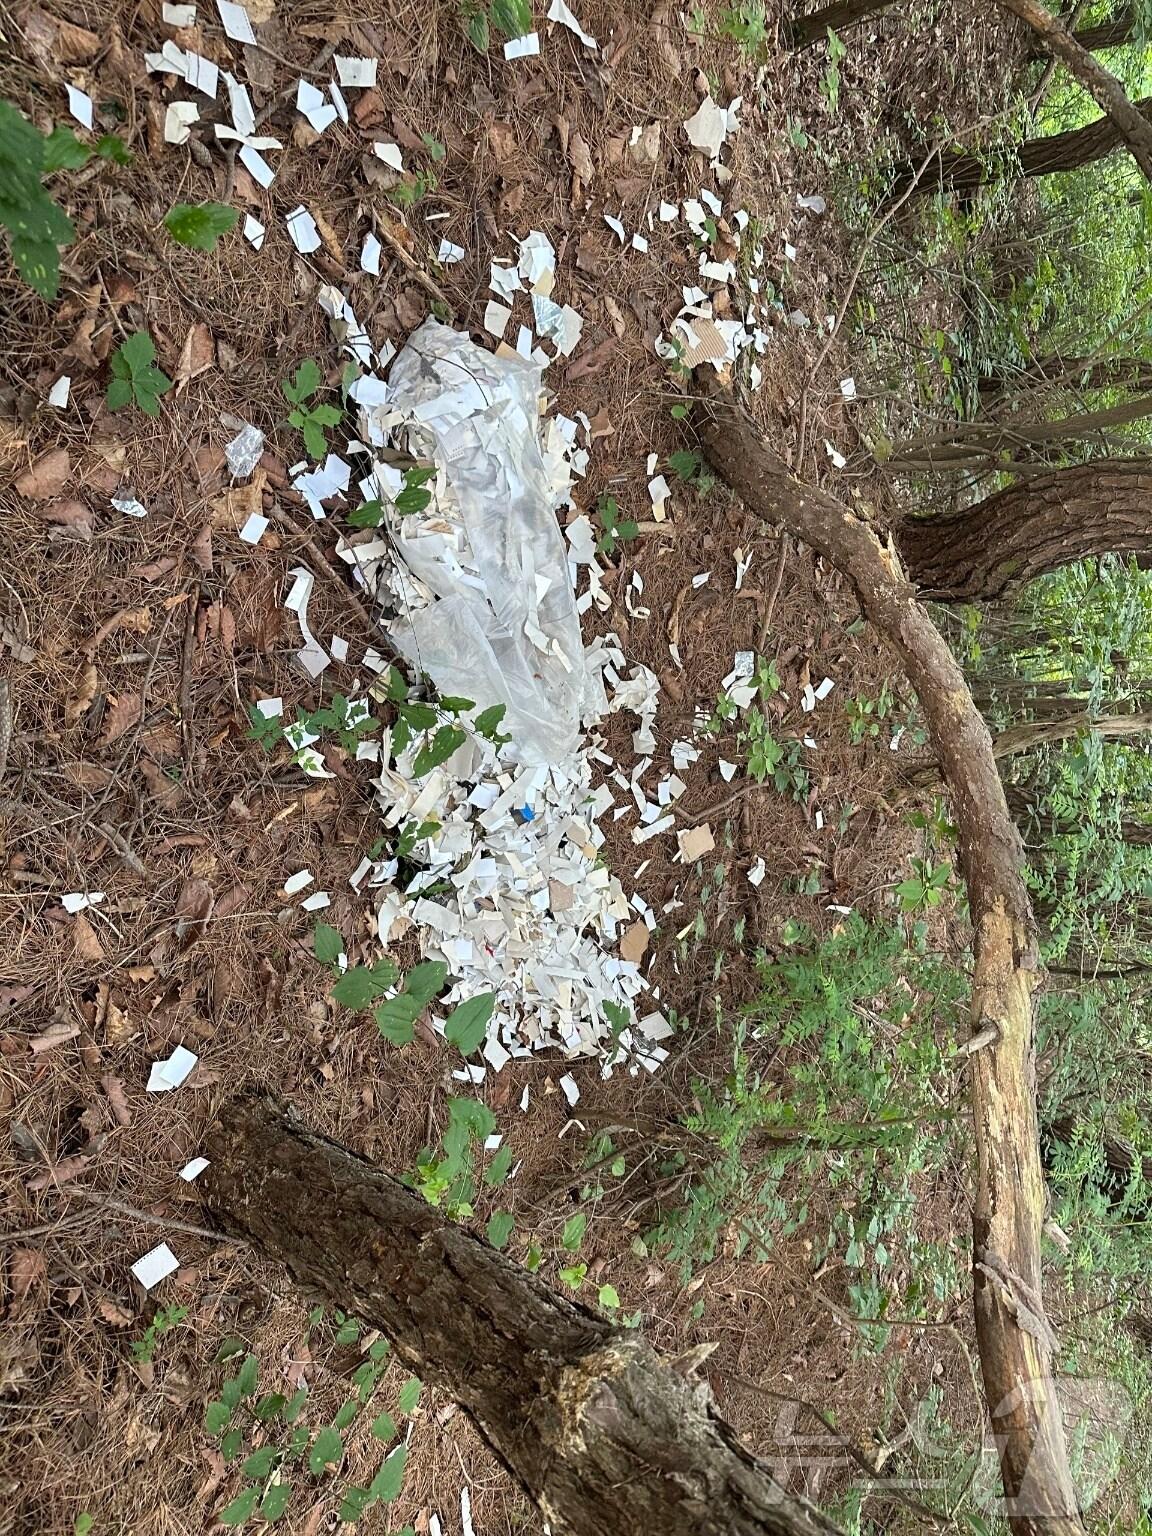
[
  {"left": 558, "top": 1262, "right": 587, "bottom": 1290},
  {"left": 220, "top": 1428, "right": 245, "bottom": 1462},
  {"left": 490, "top": 0, "right": 533, "bottom": 38},
  {"left": 11, "top": 236, "right": 62, "bottom": 300},
  {"left": 333, "top": 1396, "right": 360, "bottom": 1430},
  {"left": 368, "top": 1445, "right": 407, "bottom": 1502},
  {"left": 205, "top": 1400, "right": 232, "bottom": 1435},
  {"left": 74, "top": 1518, "right": 94, "bottom": 1536},
  {"left": 374, "top": 994, "right": 419, "bottom": 1045},
  {"left": 253, "top": 1392, "right": 287, "bottom": 1422},
  {"left": 42, "top": 126, "right": 90, "bottom": 173},
  {"left": 339, "top": 1485, "right": 373, "bottom": 1521},
  {"left": 444, "top": 992, "right": 494, "bottom": 1056},
  {"left": 598, "top": 1283, "right": 620, "bottom": 1310},
  {"left": 236, "top": 1353, "right": 260, "bottom": 1396},
  {"left": 397, "top": 701, "right": 438, "bottom": 731},
  {"left": 242, "top": 1445, "right": 281, "bottom": 1478},
  {"left": 216, "top": 1336, "right": 246, "bottom": 1363},
  {"left": 403, "top": 960, "right": 448, "bottom": 1005},
  {"left": 217, "top": 1486, "right": 261, "bottom": 1526},
  {"left": 332, "top": 964, "right": 396, "bottom": 1010},
  {"left": 669, "top": 402, "right": 689, "bottom": 420},
  {"left": 668, "top": 449, "right": 701, "bottom": 480},
  {"left": 394, "top": 484, "right": 432, "bottom": 516},
  {"left": 386, "top": 665, "right": 409, "bottom": 702},
  {"left": 466, "top": 8, "right": 490, "bottom": 49},
  {"left": 486, "top": 1210, "right": 514, "bottom": 1248},
  {"left": 448, "top": 1096, "right": 495, "bottom": 1139},
  {"left": 164, "top": 201, "right": 239, "bottom": 251},
  {"left": 312, "top": 923, "right": 343, "bottom": 966},
  {"left": 348, "top": 500, "right": 384, "bottom": 527},
  {"left": 282, "top": 359, "right": 321, "bottom": 404},
  {"left": 420, "top": 132, "right": 446, "bottom": 161},
  {"left": 413, "top": 725, "right": 466, "bottom": 777},
  {"left": 96, "top": 134, "right": 132, "bottom": 165},
  {"left": 117, "top": 331, "right": 157, "bottom": 373},
  {"left": 307, "top": 1425, "right": 344, "bottom": 1476},
  {"left": 397, "top": 1377, "right": 422, "bottom": 1415},
  {"left": 259, "top": 1482, "right": 292, "bottom": 1521},
  {"left": 281, "top": 1385, "right": 308, "bottom": 1423},
  {"left": 301, "top": 416, "right": 328, "bottom": 459},
  {"left": 472, "top": 703, "right": 508, "bottom": 741},
  {"left": 561, "top": 1212, "right": 587, "bottom": 1251},
  {"left": 371, "top": 1410, "right": 398, "bottom": 1442},
  {"left": 335, "top": 1314, "right": 361, "bottom": 1345},
  {"left": 309, "top": 403, "right": 344, "bottom": 427},
  {"left": 484, "top": 1144, "right": 513, "bottom": 1187}
]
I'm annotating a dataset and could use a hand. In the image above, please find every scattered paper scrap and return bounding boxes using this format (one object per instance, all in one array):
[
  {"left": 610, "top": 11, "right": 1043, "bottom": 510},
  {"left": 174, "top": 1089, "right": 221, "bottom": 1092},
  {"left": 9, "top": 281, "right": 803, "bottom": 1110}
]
[
  {"left": 297, "top": 78, "right": 338, "bottom": 133},
  {"left": 216, "top": 0, "right": 256, "bottom": 43},
  {"left": 559, "top": 1073, "right": 580, "bottom": 1106},
  {"left": 179, "top": 1157, "right": 209, "bottom": 1181},
  {"left": 131, "top": 1243, "right": 179, "bottom": 1290},
  {"left": 301, "top": 890, "right": 331, "bottom": 911},
  {"left": 504, "top": 32, "right": 540, "bottom": 59},
  {"left": 361, "top": 232, "right": 382, "bottom": 275},
  {"left": 164, "top": 100, "right": 200, "bottom": 144},
  {"left": 62, "top": 891, "right": 104, "bottom": 915},
  {"left": 373, "top": 141, "right": 403, "bottom": 170},
  {"left": 239, "top": 144, "right": 275, "bottom": 187},
  {"left": 242, "top": 213, "right": 265, "bottom": 250},
  {"left": 547, "top": 0, "right": 597, "bottom": 47},
  {"left": 747, "top": 857, "right": 766, "bottom": 887},
  {"left": 283, "top": 869, "right": 314, "bottom": 895},
  {"left": 224, "top": 418, "right": 264, "bottom": 477},
  {"left": 147, "top": 1045, "right": 199, "bottom": 1093},
  {"left": 286, "top": 205, "right": 321, "bottom": 254},
  {"left": 336, "top": 54, "right": 377, "bottom": 86},
  {"left": 163, "top": 1, "right": 197, "bottom": 22},
  {"left": 438, "top": 238, "right": 466, "bottom": 265},
  {"left": 677, "top": 824, "right": 715, "bottom": 863},
  {"left": 66, "top": 84, "right": 94, "bottom": 130},
  {"left": 238, "top": 512, "right": 268, "bottom": 544},
  {"left": 112, "top": 494, "right": 148, "bottom": 519}
]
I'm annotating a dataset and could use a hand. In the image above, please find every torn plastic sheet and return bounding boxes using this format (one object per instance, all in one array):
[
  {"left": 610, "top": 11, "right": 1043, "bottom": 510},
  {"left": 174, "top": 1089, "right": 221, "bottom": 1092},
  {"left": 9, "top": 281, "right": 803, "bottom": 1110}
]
[{"left": 354, "top": 319, "right": 590, "bottom": 766}]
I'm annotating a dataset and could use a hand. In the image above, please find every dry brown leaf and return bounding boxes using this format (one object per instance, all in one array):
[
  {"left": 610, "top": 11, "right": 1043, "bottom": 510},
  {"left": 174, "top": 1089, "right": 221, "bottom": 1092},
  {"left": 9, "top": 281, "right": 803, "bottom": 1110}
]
[
  {"left": 603, "top": 296, "right": 627, "bottom": 338},
  {"left": 313, "top": 210, "right": 344, "bottom": 263},
  {"left": 21, "top": 5, "right": 101, "bottom": 63},
  {"left": 566, "top": 335, "right": 615, "bottom": 381},
  {"left": 72, "top": 914, "right": 106, "bottom": 963},
  {"left": 487, "top": 121, "right": 517, "bottom": 162},
  {"left": 97, "top": 1296, "right": 135, "bottom": 1326},
  {"left": 129, "top": 555, "right": 181, "bottom": 581},
  {"left": 29, "top": 1019, "right": 80, "bottom": 1054},
  {"left": 569, "top": 130, "right": 594, "bottom": 186},
  {"left": 627, "top": 122, "right": 662, "bottom": 166},
  {"left": 37, "top": 498, "right": 93, "bottom": 541},
  {"left": 65, "top": 663, "right": 99, "bottom": 725},
  {"left": 8, "top": 1248, "right": 46, "bottom": 1308},
  {"left": 189, "top": 523, "right": 214, "bottom": 573},
  {"left": 26, "top": 1154, "right": 91, "bottom": 1192},
  {"left": 62, "top": 760, "right": 112, "bottom": 789},
  {"left": 140, "top": 755, "right": 182, "bottom": 809},
  {"left": 64, "top": 310, "right": 101, "bottom": 369},
  {"left": 87, "top": 606, "right": 152, "bottom": 654},
  {"left": 101, "top": 1073, "right": 132, "bottom": 1127},
  {"left": 0, "top": 982, "right": 36, "bottom": 1015},
  {"left": 587, "top": 405, "right": 615, "bottom": 442},
  {"left": 175, "top": 877, "right": 214, "bottom": 947},
  {"left": 99, "top": 691, "right": 143, "bottom": 747},
  {"left": 17, "top": 449, "right": 71, "bottom": 499},
  {"left": 211, "top": 469, "right": 266, "bottom": 531},
  {"left": 174, "top": 322, "right": 215, "bottom": 392},
  {"left": 96, "top": 983, "right": 134, "bottom": 1046},
  {"left": 619, "top": 919, "right": 649, "bottom": 964}
]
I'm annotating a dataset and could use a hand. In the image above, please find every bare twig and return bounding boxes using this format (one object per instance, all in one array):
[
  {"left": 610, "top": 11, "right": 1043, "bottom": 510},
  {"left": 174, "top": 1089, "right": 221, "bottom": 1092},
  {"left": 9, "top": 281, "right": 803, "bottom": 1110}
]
[{"left": 68, "top": 1189, "right": 245, "bottom": 1244}]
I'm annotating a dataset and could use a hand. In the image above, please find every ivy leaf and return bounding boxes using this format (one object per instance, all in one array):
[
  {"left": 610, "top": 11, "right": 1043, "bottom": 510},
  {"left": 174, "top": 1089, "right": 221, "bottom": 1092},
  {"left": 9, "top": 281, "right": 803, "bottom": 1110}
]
[
  {"left": 312, "top": 923, "right": 343, "bottom": 966},
  {"left": 394, "top": 484, "right": 432, "bottom": 515},
  {"left": 472, "top": 704, "right": 508, "bottom": 741},
  {"left": 310, "top": 403, "right": 344, "bottom": 427},
  {"left": 397, "top": 700, "right": 437, "bottom": 731},
  {"left": 307, "top": 1425, "right": 344, "bottom": 1476},
  {"left": 281, "top": 1385, "right": 308, "bottom": 1423},
  {"left": 348, "top": 500, "right": 384, "bottom": 527},
  {"left": 598, "top": 1283, "right": 620, "bottom": 1309},
  {"left": 413, "top": 725, "right": 466, "bottom": 777},
  {"left": 10, "top": 237, "right": 63, "bottom": 301},
  {"left": 403, "top": 960, "right": 447, "bottom": 1005},
  {"left": 484, "top": 1144, "right": 514, "bottom": 1187},
  {"left": 397, "top": 1377, "right": 422, "bottom": 1415},
  {"left": 282, "top": 359, "right": 322, "bottom": 405},
  {"left": 368, "top": 1445, "right": 407, "bottom": 1502},
  {"left": 164, "top": 202, "right": 239, "bottom": 251},
  {"left": 333, "top": 1396, "right": 361, "bottom": 1430},
  {"left": 466, "top": 8, "right": 490, "bottom": 49},
  {"left": 339, "top": 1486, "right": 373, "bottom": 1521},
  {"left": 96, "top": 134, "right": 132, "bottom": 165},
  {"left": 448, "top": 1096, "right": 495, "bottom": 1139},
  {"left": 386, "top": 665, "right": 409, "bottom": 702},
  {"left": 217, "top": 1486, "right": 261, "bottom": 1526},
  {"left": 220, "top": 1428, "right": 245, "bottom": 1462},
  {"left": 486, "top": 1210, "right": 514, "bottom": 1248},
  {"left": 237, "top": 1353, "right": 260, "bottom": 1396},
  {"left": 204, "top": 1399, "right": 231, "bottom": 1434},
  {"left": 260, "top": 1482, "right": 292, "bottom": 1521},
  {"left": 301, "top": 415, "right": 328, "bottom": 459},
  {"left": 253, "top": 1392, "right": 287, "bottom": 1422},
  {"left": 444, "top": 992, "right": 494, "bottom": 1056},
  {"left": 371, "top": 1410, "right": 398, "bottom": 1442}
]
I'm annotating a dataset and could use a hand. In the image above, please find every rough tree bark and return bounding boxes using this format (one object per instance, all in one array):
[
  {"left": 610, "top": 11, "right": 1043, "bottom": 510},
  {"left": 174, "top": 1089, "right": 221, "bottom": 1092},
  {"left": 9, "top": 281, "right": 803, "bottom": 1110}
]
[
  {"left": 787, "top": 0, "right": 897, "bottom": 48},
  {"left": 995, "top": 0, "right": 1152, "bottom": 182},
  {"left": 691, "top": 374, "right": 1083, "bottom": 1536},
  {"left": 891, "top": 397, "right": 1152, "bottom": 472},
  {"left": 992, "top": 707, "right": 1152, "bottom": 759},
  {"left": 1067, "top": 10, "right": 1135, "bottom": 53},
  {"left": 894, "top": 97, "right": 1152, "bottom": 196},
  {"left": 895, "top": 460, "right": 1152, "bottom": 602},
  {"left": 202, "top": 1096, "right": 845, "bottom": 1536}
]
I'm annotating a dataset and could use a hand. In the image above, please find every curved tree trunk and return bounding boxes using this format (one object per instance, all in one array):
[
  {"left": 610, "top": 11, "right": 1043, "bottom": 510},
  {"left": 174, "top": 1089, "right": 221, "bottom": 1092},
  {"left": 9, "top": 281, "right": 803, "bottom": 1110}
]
[
  {"left": 788, "top": 0, "right": 897, "bottom": 48},
  {"left": 1069, "top": 11, "right": 1135, "bottom": 52},
  {"left": 996, "top": 0, "right": 1152, "bottom": 183},
  {"left": 993, "top": 707, "right": 1152, "bottom": 759},
  {"left": 202, "top": 1095, "right": 845, "bottom": 1536},
  {"left": 894, "top": 99, "right": 1150, "bottom": 197},
  {"left": 895, "top": 460, "right": 1152, "bottom": 602},
  {"left": 690, "top": 374, "right": 1084, "bottom": 1535}
]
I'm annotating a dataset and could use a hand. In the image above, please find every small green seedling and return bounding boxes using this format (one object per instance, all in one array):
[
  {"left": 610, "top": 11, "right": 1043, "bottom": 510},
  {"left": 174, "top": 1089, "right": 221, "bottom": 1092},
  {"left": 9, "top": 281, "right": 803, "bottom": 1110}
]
[
  {"left": 164, "top": 202, "right": 239, "bottom": 252},
  {"left": 461, "top": 0, "right": 532, "bottom": 49},
  {"left": 894, "top": 857, "right": 954, "bottom": 914},
  {"left": 595, "top": 494, "right": 639, "bottom": 557},
  {"left": 282, "top": 359, "right": 343, "bottom": 459},
  {"left": 107, "top": 331, "right": 172, "bottom": 417},
  {"left": 131, "top": 1303, "right": 189, "bottom": 1363}
]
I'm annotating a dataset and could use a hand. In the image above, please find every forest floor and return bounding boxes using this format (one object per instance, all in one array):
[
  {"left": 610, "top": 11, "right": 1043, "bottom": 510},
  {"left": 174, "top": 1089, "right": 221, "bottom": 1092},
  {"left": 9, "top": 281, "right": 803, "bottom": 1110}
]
[{"left": 0, "top": 2, "right": 1020, "bottom": 1532}]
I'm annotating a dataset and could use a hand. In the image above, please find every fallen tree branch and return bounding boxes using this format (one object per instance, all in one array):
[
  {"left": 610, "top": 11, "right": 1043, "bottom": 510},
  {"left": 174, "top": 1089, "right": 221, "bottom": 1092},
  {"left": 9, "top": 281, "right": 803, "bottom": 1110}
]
[
  {"left": 203, "top": 1094, "right": 845, "bottom": 1536},
  {"left": 690, "top": 372, "right": 1084, "bottom": 1536}
]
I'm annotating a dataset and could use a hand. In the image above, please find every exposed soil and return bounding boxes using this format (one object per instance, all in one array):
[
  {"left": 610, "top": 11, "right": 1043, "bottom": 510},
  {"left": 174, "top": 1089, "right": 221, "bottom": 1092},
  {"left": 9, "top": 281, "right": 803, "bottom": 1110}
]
[{"left": 1, "top": 2, "right": 1013, "bottom": 1532}]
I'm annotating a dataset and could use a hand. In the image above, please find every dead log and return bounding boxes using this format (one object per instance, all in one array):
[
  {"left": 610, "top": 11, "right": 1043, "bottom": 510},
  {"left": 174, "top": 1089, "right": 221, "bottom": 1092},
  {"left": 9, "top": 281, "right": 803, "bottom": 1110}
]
[
  {"left": 690, "top": 372, "right": 1084, "bottom": 1536},
  {"left": 202, "top": 1094, "right": 845, "bottom": 1536}
]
